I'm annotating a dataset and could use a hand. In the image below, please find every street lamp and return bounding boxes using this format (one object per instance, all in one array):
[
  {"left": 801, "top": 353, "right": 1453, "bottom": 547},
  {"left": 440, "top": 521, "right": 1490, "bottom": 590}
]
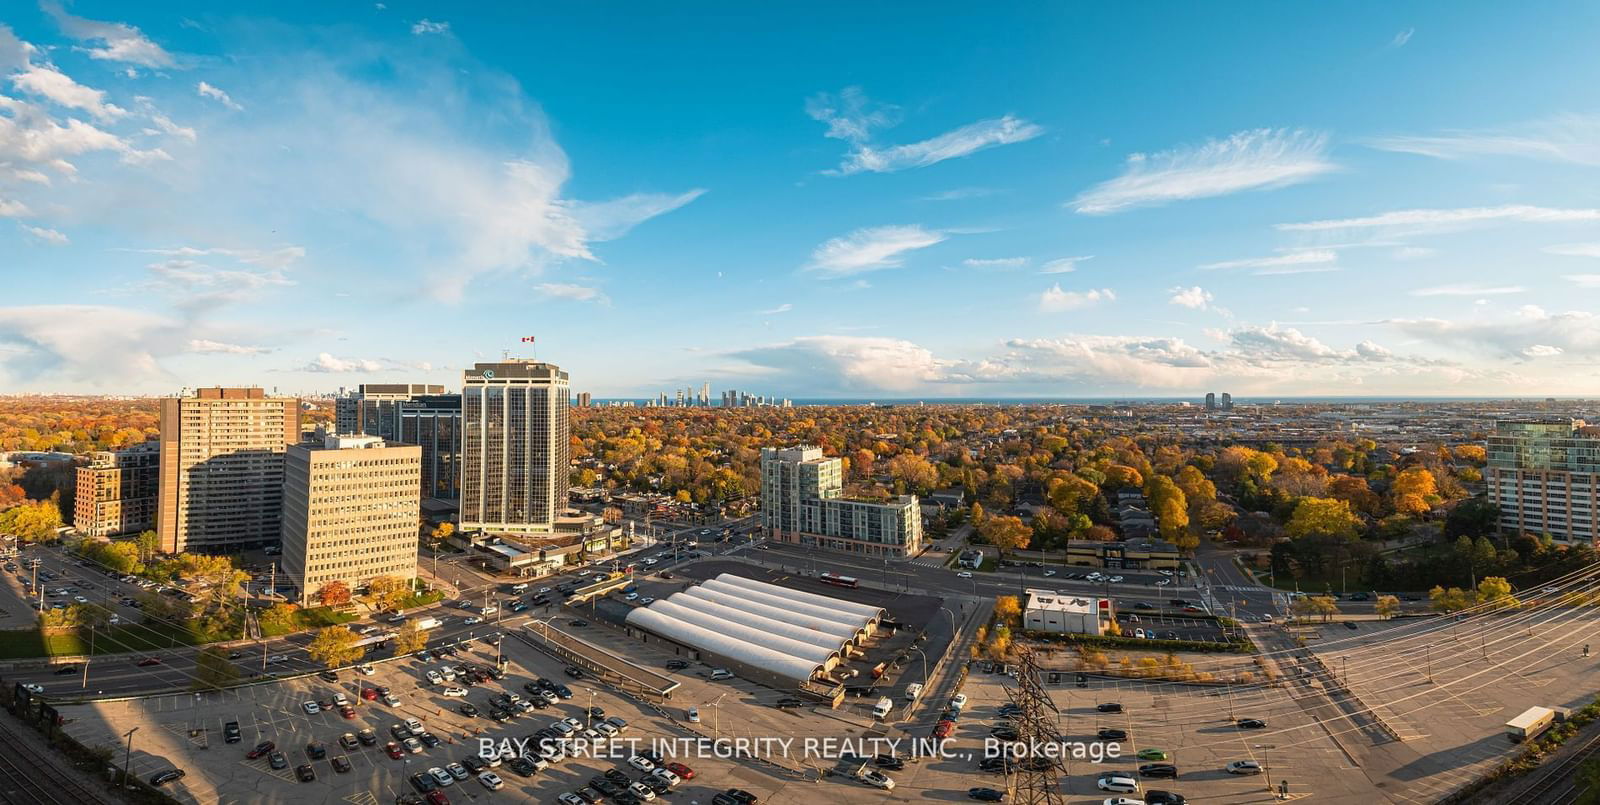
[
  {"left": 709, "top": 692, "right": 728, "bottom": 741},
  {"left": 121, "top": 726, "right": 139, "bottom": 788}
]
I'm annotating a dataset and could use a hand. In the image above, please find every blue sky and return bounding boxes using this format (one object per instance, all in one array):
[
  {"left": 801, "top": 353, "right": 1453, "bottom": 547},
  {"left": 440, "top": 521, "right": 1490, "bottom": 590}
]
[{"left": 4, "top": 2, "right": 1600, "bottom": 398}]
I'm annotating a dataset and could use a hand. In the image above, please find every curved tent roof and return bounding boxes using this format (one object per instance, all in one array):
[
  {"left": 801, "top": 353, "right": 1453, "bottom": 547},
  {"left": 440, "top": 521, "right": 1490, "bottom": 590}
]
[
  {"left": 648, "top": 599, "right": 841, "bottom": 666},
  {"left": 700, "top": 578, "right": 862, "bottom": 626},
  {"left": 624, "top": 607, "right": 822, "bottom": 683},
  {"left": 665, "top": 593, "right": 849, "bottom": 650},
  {"left": 714, "top": 573, "right": 885, "bottom": 620},
  {"left": 679, "top": 587, "right": 862, "bottom": 642}
]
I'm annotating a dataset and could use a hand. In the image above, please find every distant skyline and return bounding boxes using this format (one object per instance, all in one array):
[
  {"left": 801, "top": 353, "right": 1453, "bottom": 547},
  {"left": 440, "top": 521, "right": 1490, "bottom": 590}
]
[{"left": 4, "top": 3, "right": 1600, "bottom": 398}]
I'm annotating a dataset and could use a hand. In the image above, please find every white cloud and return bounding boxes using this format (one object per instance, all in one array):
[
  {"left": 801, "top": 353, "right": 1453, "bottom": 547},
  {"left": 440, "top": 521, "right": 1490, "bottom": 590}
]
[
  {"left": 1390, "top": 28, "right": 1414, "bottom": 48},
  {"left": 411, "top": 19, "right": 451, "bottom": 35},
  {"left": 0, "top": 304, "right": 182, "bottom": 385},
  {"left": 1546, "top": 243, "right": 1600, "bottom": 258},
  {"left": 0, "top": 198, "right": 31, "bottom": 217},
  {"left": 1523, "top": 344, "right": 1563, "bottom": 358},
  {"left": 920, "top": 187, "right": 999, "bottom": 202},
  {"left": 1410, "top": 283, "right": 1525, "bottom": 297},
  {"left": 131, "top": 245, "right": 307, "bottom": 269},
  {"left": 187, "top": 338, "right": 268, "bottom": 355},
  {"left": 962, "top": 257, "right": 1028, "bottom": 269},
  {"left": 11, "top": 65, "right": 125, "bottom": 121},
  {"left": 147, "top": 113, "right": 196, "bottom": 143},
  {"left": 567, "top": 189, "right": 706, "bottom": 241},
  {"left": 302, "top": 352, "right": 385, "bottom": 373},
  {"left": 807, "top": 87, "right": 1042, "bottom": 175},
  {"left": 1390, "top": 305, "right": 1600, "bottom": 359},
  {"left": 535, "top": 282, "right": 609, "bottom": 304},
  {"left": 1038, "top": 285, "right": 1114, "bottom": 312},
  {"left": 1199, "top": 249, "right": 1338, "bottom": 271},
  {"left": 729, "top": 335, "right": 951, "bottom": 392},
  {"left": 805, "top": 225, "right": 945, "bottom": 277},
  {"left": 196, "top": 81, "right": 243, "bottom": 111},
  {"left": 19, "top": 224, "right": 67, "bottom": 244},
  {"left": 1168, "top": 286, "right": 1213, "bottom": 309},
  {"left": 140, "top": 258, "right": 294, "bottom": 310},
  {"left": 1279, "top": 205, "right": 1600, "bottom": 232},
  {"left": 1564, "top": 275, "right": 1600, "bottom": 288},
  {"left": 1368, "top": 115, "right": 1600, "bottom": 166},
  {"left": 1039, "top": 256, "right": 1092, "bottom": 274},
  {"left": 760, "top": 303, "right": 793, "bottom": 315},
  {"left": 1355, "top": 340, "right": 1392, "bottom": 359},
  {"left": 1392, "top": 246, "right": 1436, "bottom": 260},
  {"left": 1071, "top": 128, "right": 1334, "bottom": 214},
  {"left": 42, "top": 1, "right": 175, "bottom": 68}
]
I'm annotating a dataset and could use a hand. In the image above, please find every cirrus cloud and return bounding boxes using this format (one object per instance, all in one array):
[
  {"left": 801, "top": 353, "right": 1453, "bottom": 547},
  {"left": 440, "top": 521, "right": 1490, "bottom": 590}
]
[{"left": 1071, "top": 128, "right": 1334, "bottom": 214}]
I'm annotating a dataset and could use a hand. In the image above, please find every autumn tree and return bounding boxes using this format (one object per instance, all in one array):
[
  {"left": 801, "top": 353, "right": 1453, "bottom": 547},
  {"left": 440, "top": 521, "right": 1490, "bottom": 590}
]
[
  {"left": 316, "top": 580, "right": 353, "bottom": 608},
  {"left": 1285, "top": 497, "right": 1363, "bottom": 541},
  {"left": 135, "top": 530, "right": 161, "bottom": 562},
  {"left": 393, "top": 620, "right": 430, "bottom": 655},
  {"left": 979, "top": 515, "right": 1033, "bottom": 558},
  {"left": 1145, "top": 475, "right": 1191, "bottom": 547},
  {"left": 1429, "top": 585, "right": 1474, "bottom": 613},
  {"left": 1476, "top": 576, "right": 1519, "bottom": 610},
  {"left": 307, "top": 626, "right": 364, "bottom": 668},
  {"left": 993, "top": 595, "right": 1022, "bottom": 625},
  {"left": 0, "top": 499, "right": 63, "bottom": 542},
  {"left": 1103, "top": 464, "right": 1144, "bottom": 491},
  {"left": 1375, "top": 594, "right": 1400, "bottom": 620},
  {"left": 887, "top": 454, "right": 939, "bottom": 494},
  {"left": 1392, "top": 467, "right": 1439, "bottom": 515},
  {"left": 258, "top": 602, "right": 299, "bottom": 635},
  {"left": 365, "top": 575, "right": 410, "bottom": 611},
  {"left": 1327, "top": 476, "right": 1381, "bottom": 516}
]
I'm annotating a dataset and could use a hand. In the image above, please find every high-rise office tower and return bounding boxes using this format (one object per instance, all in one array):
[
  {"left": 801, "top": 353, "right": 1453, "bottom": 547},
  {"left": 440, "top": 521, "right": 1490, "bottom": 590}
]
[
  {"left": 281, "top": 432, "right": 421, "bottom": 605},
  {"left": 335, "top": 384, "right": 447, "bottom": 438},
  {"left": 460, "top": 360, "right": 570, "bottom": 535},
  {"left": 1204, "top": 392, "right": 1216, "bottom": 411},
  {"left": 1221, "top": 392, "right": 1233, "bottom": 411},
  {"left": 75, "top": 442, "right": 159, "bottom": 538},
  {"left": 700, "top": 383, "right": 710, "bottom": 407},
  {"left": 157, "top": 387, "right": 299, "bottom": 553},
  {"left": 399, "top": 394, "right": 462, "bottom": 500}
]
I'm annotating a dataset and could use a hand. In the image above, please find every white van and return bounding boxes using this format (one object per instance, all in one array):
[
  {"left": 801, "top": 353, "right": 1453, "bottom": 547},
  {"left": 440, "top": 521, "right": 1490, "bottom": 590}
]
[
  {"left": 905, "top": 683, "right": 923, "bottom": 701},
  {"left": 509, "top": 583, "right": 529, "bottom": 593},
  {"left": 480, "top": 605, "right": 498, "bottom": 616},
  {"left": 873, "top": 697, "right": 893, "bottom": 718}
]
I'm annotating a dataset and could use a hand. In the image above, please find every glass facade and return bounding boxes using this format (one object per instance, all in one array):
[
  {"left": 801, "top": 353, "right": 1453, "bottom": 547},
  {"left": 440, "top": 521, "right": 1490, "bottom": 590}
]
[
  {"left": 1487, "top": 419, "right": 1600, "bottom": 544},
  {"left": 460, "top": 362, "right": 570, "bottom": 534}
]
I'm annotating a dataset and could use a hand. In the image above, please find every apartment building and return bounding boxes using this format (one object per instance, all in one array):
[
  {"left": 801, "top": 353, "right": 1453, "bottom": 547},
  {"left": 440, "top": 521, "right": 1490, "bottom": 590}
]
[
  {"left": 74, "top": 442, "right": 159, "bottom": 538},
  {"left": 157, "top": 387, "right": 299, "bottom": 553},
  {"left": 760, "top": 445, "right": 923, "bottom": 558},
  {"left": 460, "top": 361, "right": 570, "bottom": 535},
  {"left": 1487, "top": 418, "right": 1600, "bottom": 544},
  {"left": 281, "top": 432, "right": 421, "bottom": 605}
]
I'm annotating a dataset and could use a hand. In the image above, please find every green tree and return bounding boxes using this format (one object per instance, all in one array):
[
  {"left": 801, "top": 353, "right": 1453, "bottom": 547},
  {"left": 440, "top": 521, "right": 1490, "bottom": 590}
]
[
  {"left": 258, "top": 602, "right": 299, "bottom": 635},
  {"left": 135, "top": 530, "right": 161, "bottom": 562},
  {"left": 306, "top": 626, "right": 364, "bottom": 668},
  {"left": 1429, "top": 585, "right": 1474, "bottom": 613},
  {"left": 193, "top": 646, "right": 241, "bottom": 691}
]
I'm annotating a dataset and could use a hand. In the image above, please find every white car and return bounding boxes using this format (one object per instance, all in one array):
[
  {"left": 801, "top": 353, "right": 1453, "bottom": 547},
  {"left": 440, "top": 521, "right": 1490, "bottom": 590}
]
[
  {"left": 538, "top": 587, "right": 552, "bottom": 594},
  {"left": 441, "top": 687, "right": 468, "bottom": 698},
  {"left": 429, "top": 767, "right": 454, "bottom": 787},
  {"left": 582, "top": 727, "right": 607, "bottom": 743},
  {"left": 628, "top": 755, "right": 656, "bottom": 772},
  {"left": 957, "top": 571, "right": 973, "bottom": 579},
  {"left": 950, "top": 694, "right": 968, "bottom": 710},
  {"left": 1135, "top": 628, "right": 1148, "bottom": 639},
  {"left": 905, "top": 683, "right": 923, "bottom": 700},
  {"left": 558, "top": 795, "right": 586, "bottom": 805},
  {"left": 651, "top": 768, "right": 681, "bottom": 787},
  {"left": 357, "top": 663, "right": 376, "bottom": 675},
  {"left": 383, "top": 694, "right": 401, "bottom": 707},
  {"left": 1159, "top": 569, "right": 1174, "bottom": 576},
  {"left": 538, "top": 743, "right": 566, "bottom": 764},
  {"left": 594, "top": 722, "right": 619, "bottom": 737},
  {"left": 73, "top": 595, "right": 88, "bottom": 603},
  {"left": 551, "top": 722, "right": 576, "bottom": 737},
  {"left": 560, "top": 717, "right": 583, "bottom": 731},
  {"left": 1108, "top": 575, "right": 1124, "bottom": 583},
  {"left": 1042, "top": 569, "right": 1056, "bottom": 577},
  {"left": 1096, "top": 774, "right": 1140, "bottom": 793},
  {"left": 539, "top": 690, "right": 559, "bottom": 704},
  {"left": 20, "top": 683, "right": 42, "bottom": 694},
  {"left": 425, "top": 670, "right": 443, "bottom": 685},
  {"left": 1226, "top": 760, "right": 1263, "bottom": 775},
  {"left": 302, "top": 701, "right": 321, "bottom": 714},
  {"left": 629, "top": 782, "right": 658, "bottom": 800},
  {"left": 478, "top": 771, "right": 504, "bottom": 790},
  {"left": 625, "top": 592, "right": 639, "bottom": 601},
  {"left": 687, "top": 706, "right": 700, "bottom": 723},
  {"left": 641, "top": 597, "right": 655, "bottom": 605},
  {"left": 1103, "top": 799, "right": 1144, "bottom": 805},
  {"left": 464, "top": 616, "right": 483, "bottom": 625},
  {"left": 332, "top": 693, "right": 350, "bottom": 707},
  {"left": 1260, "top": 614, "right": 1275, "bottom": 623},
  {"left": 1155, "top": 578, "right": 1172, "bottom": 587},
  {"left": 404, "top": 717, "right": 425, "bottom": 733},
  {"left": 859, "top": 769, "right": 895, "bottom": 790}
]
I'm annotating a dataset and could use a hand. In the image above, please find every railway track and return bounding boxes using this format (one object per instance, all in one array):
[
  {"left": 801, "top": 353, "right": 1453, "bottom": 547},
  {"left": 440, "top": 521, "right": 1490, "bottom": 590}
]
[
  {"left": 0, "top": 718, "right": 117, "bottom": 805},
  {"left": 1505, "top": 728, "right": 1600, "bottom": 805}
]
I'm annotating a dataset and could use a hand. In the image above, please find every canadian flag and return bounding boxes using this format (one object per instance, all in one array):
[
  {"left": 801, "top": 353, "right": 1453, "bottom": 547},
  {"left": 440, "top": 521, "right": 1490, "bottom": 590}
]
[{"left": 521, "top": 336, "right": 536, "bottom": 343}]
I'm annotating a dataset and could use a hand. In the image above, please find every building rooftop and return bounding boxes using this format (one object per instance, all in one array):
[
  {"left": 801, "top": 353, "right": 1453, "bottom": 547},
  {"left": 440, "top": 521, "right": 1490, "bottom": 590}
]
[{"left": 1024, "top": 589, "right": 1098, "bottom": 614}]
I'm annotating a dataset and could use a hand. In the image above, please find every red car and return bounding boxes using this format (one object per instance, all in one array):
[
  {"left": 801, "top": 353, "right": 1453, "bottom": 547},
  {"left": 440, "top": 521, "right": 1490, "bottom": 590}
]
[
  {"left": 425, "top": 791, "right": 450, "bottom": 805},
  {"left": 384, "top": 741, "right": 405, "bottom": 759},
  {"left": 665, "top": 761, "right": 695, "bottom": 780},
  {"left": 246, "top": 741, "right": 276, "bottom": 760},
  {"left": 136, "top": 657, "right": 162, "bottom": 667},
  {"left": 361, "top": 688, "right": 380, "bottom": 701},
  {"left": 339, "top": 705, "right": 356, "bottom": 719},
  {"left": 933, "top": 720, "right": 954, "bottom": 739}
]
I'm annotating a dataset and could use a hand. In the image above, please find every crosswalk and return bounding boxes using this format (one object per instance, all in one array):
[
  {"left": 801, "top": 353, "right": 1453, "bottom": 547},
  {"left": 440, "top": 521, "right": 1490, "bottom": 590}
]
[{"left": 907, "top": 553, "right": 954, "bottom": 569}]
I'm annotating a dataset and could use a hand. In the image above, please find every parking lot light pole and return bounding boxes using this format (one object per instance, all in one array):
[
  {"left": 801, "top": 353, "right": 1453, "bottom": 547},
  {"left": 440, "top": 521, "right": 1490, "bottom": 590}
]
[
  {"left": 121, "top": 726, "right": 139, "bottom": 788},
  {"left": 710, "top": 693, "right": 728, "bottom": 741}
]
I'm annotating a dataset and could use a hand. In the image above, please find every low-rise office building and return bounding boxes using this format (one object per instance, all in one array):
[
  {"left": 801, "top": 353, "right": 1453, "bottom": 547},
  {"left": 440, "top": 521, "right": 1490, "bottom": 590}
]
[
  {"left": 74, "top": 443, "right": 159, "bottom": 538},
  {"left": 1023, "top": 588, "right": 1112, "bottom": 635},
  {"left": 1063, "top": 538, "right": 1181, "bottom": 570}
]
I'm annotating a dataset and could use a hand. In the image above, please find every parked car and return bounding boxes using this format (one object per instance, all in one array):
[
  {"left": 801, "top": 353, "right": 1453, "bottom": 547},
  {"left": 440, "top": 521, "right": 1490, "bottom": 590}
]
[
  {"left": 1226, "top": 760, "right": 1263, "bottom": 775},
  {"left": 149, "top": 769, "right": 186, "bottom": 786}
]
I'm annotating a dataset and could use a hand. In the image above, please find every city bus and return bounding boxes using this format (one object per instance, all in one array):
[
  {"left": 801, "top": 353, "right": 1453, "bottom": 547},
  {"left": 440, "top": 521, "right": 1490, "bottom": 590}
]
[{"left": 819, "top": 572, "right": 860, "bottom": 589}]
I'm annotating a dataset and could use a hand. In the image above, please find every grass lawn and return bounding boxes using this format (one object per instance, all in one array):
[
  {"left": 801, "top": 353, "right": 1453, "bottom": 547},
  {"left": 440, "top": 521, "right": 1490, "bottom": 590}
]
[
  {"left": 1252, "top": 566, "right": 1371, "bottom": 595},
  {"left": 397, "top": 590, "right": 445, "bottom": 610},
  {"left": 0, "top": 619, "right": 236, "bottom": 659}
]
